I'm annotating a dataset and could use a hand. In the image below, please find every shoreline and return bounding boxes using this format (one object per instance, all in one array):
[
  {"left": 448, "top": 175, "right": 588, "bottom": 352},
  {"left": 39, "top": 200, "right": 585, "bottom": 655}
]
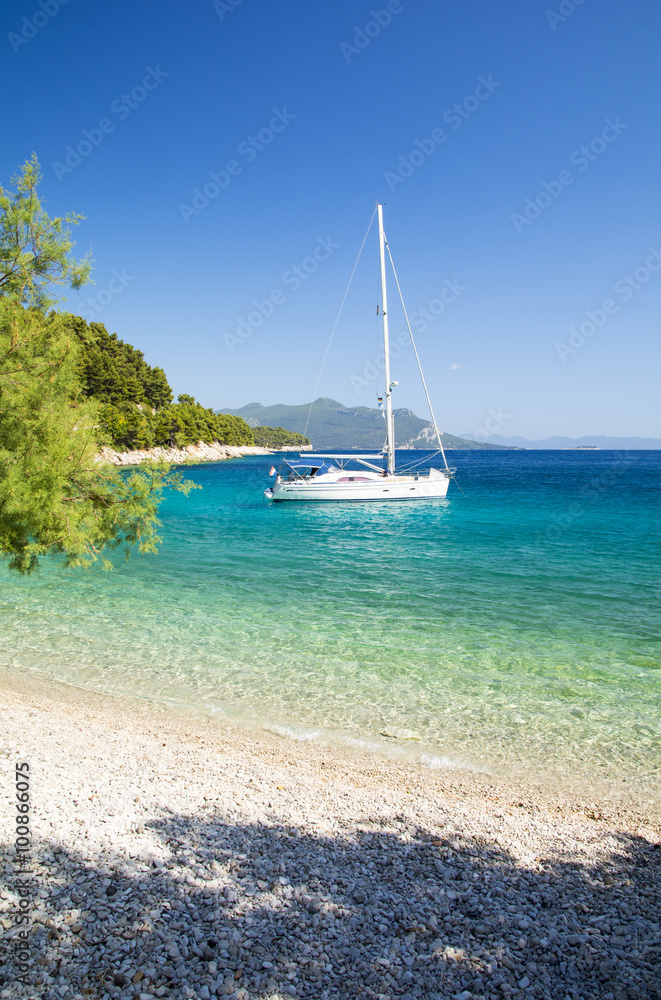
[
  {"left": 1, "top": 668, "right": 659, "bottom": 999},
  {"left": 96, "top": 443, "right": 271, "bottom": 466}
]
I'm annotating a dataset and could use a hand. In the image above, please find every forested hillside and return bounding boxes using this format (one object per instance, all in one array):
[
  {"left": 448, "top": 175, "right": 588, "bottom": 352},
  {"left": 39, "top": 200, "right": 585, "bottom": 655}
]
[
  {"left": 0, "top": 156, "right": 197, "bottom": 571},
  {"left": 58, "top": 313, "right": 255, "bottom": 450},
  {"left": 251, "top": 425, "right": 311, "bottom": 449}
]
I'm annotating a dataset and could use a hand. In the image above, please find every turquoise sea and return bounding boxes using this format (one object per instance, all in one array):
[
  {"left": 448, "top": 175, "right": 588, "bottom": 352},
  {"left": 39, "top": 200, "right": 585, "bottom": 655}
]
[{"left": 1, "top": 450, "right": 659, "bottom": 807}]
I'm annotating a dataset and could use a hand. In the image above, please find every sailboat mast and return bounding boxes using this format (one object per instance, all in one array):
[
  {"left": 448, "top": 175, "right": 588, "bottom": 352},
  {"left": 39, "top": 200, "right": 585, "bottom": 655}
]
[{"left": 377, "top": 203, "right": 395, "bottom": 475}]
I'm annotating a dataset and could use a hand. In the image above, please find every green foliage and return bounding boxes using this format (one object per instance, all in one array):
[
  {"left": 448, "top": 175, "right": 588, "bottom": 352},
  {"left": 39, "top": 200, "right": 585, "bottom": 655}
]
[
  {"left": 209, "top": 410, "right": 255, "bottom": 447},
  {"left": 0, "top": 155, "right": 91, "bottom": 309},
  {"left": 94, "top": 396, "right": 255, "bottom": 452},
  {"left": 252, "top": 425, "right": 310, "bottom": 449},
  {"left": 53, "top": 315, "right": 254, "bottom": 451},
  {"left": 98, "top": 402, "right": 156, "bottom": 450},
  {"left": 60, "top": 312, "right": 173, "bottom": 409},
  {"left": 0, "top": 300, "right": 194, "bottom": 573},
  {"left": 0, "top": 157, "right": 195, "bottom": 573}
]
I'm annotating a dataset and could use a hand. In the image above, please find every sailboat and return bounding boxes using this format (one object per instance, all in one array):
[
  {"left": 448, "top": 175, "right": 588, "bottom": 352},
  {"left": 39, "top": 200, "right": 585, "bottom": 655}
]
[{"left": 264, "top": 204, "right": 453, "bottom": 502}]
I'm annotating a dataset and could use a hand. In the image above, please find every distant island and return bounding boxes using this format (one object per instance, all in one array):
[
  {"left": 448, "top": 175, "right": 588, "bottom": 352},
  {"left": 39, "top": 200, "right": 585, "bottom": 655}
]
[
  {"left": 216, "top": 398, "right": 512, "bottom": 451},
  {"left": 462, "top": 432, "right": 661, "bottom": 449}
]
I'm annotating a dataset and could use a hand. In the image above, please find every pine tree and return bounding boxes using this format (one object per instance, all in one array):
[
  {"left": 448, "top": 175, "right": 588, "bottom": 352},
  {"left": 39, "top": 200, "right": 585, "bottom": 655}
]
[{"left": 0, "top": 157, "right": 193, "bottom": 572}]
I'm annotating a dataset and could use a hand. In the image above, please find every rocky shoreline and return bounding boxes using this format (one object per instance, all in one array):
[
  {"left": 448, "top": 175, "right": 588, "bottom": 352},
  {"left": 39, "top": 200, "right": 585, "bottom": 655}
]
[
  {"left": 0, "top": 671, "right": 659, "bottom": 1000},
  {"left": 96, "top": 443, "right": 271, "bottom": 467}
]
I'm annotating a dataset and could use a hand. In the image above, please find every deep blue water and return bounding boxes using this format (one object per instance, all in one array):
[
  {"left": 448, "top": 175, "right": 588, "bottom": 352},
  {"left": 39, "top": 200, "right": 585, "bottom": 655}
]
[{"left": 1, "top": 450, "right": 659, "bottom": 805}]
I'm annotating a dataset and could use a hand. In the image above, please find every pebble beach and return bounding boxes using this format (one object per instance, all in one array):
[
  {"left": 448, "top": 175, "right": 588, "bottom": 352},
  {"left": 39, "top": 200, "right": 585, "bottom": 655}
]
[{"left": 1, "top": 670, "right": 659, "bottom": 1000}]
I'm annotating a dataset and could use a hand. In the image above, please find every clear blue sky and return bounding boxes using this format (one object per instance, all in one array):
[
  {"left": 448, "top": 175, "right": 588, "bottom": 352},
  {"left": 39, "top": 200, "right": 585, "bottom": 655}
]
[{"left": 2, "top": 0, "right": 659, "bottom": 438}]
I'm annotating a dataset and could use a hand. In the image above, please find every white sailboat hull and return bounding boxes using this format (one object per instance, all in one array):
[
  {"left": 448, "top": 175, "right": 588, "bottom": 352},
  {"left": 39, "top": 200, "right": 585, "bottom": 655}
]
[{"left": 265, "top": 468, "right": 450, "bottom": 502}]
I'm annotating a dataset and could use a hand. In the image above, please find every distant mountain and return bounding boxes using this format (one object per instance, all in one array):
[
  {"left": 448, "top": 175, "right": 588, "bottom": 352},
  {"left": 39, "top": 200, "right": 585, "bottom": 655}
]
[
  {"left": 462, "top": 433, "right": 661, "bottom": 450},
  {"left": 216, "top": 398, "right": 510, "bottom": 451}
]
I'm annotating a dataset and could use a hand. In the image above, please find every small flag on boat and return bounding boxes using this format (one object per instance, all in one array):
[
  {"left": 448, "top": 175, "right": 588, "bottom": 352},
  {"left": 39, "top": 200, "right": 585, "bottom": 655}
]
[{"left": 269, "top": 465, "right": 276, "bottom": 476}]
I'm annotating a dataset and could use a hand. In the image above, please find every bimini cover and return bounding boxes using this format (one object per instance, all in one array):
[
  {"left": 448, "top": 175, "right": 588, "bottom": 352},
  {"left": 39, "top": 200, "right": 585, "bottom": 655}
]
[
  {"left": 284, "top": 460, "right": 337, "bottom": 476},
  {"left": 284, "top": 459, "right": 316, "bottom": 470},
  {"left": 311, "top": 462, "right": 337, "bottom": 477}
]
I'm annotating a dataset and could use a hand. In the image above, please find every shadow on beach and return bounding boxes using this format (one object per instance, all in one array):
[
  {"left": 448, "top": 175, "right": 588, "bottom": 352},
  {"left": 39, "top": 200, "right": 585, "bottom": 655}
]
[{"left": 2, "top": 809, "right": 660, "bottom": 1000}]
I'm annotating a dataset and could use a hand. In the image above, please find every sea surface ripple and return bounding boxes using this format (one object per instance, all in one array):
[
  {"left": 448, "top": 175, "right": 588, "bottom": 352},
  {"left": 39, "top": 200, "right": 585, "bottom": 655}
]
[{"left": 1, "top": 450, "right": 659, "bottom": 807}]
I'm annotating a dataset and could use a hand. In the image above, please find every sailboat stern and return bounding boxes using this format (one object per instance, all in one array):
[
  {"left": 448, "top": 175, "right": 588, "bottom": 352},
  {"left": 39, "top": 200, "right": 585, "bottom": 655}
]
[{"left": 425, "top": 466, "right": 451, "bottom": 497}]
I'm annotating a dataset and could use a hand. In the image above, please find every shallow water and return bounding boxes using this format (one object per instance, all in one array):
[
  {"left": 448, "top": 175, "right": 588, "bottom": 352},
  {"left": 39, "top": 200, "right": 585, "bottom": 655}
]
[{"left": 2, "top": 450, "right": 659, "bottom": 806}]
